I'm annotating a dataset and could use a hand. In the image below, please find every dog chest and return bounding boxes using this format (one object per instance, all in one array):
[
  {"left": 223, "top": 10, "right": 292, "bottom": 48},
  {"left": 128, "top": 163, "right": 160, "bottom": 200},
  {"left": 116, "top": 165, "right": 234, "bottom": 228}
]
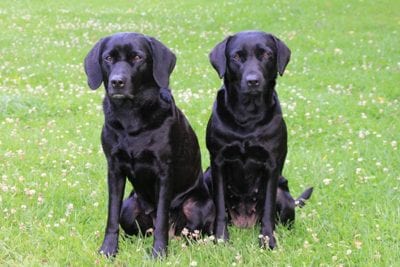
[
  {"left": 108, "top": 128, "right": 171, "bottom": 177},
  {"left": 219, "top": 140, "right": 271, "bottom": 167},
  {"left": 219, "top": 142, "right": 269, "bottom": 192}
]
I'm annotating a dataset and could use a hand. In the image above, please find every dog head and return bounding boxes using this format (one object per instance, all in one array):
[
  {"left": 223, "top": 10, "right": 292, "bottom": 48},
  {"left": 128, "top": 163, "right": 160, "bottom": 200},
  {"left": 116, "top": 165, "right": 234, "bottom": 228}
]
[
  {"left": 228, "top": 196, "right": 261, "bottom": 228},
  {"left": 209, "top": 31, "right": 290, "bottom": 99},
  {"left": 84, "top": 32, "right": 176, "bottom": 102},
  {"left": 225, "top": 168, "right": 265, "bottom": 228}
]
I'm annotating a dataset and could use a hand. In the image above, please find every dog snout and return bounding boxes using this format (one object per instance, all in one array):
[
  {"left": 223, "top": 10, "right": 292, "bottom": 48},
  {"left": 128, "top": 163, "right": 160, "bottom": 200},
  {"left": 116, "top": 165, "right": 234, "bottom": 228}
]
[
  {"left": 110, "top": 75, "right": 126, "bottom": 89},
  {"left": 246, "top": 74, "right": 260, "bottom": 88}
]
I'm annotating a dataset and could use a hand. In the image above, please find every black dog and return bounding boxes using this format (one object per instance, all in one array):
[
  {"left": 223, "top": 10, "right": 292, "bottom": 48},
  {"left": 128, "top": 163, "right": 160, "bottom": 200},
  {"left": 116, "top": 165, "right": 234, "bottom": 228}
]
[
  {"left": 205, "top": 31, "right": 313, "bottom": 249},
  {"left": 84, "top": 33, "right": 214, "bottom": 258}
]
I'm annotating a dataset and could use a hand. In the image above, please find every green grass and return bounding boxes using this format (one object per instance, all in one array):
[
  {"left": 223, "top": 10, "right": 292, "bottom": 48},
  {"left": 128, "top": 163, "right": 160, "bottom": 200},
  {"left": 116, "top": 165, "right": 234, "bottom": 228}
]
[{"left": 1, "top": 0, "right": 399, "bottom": 265}]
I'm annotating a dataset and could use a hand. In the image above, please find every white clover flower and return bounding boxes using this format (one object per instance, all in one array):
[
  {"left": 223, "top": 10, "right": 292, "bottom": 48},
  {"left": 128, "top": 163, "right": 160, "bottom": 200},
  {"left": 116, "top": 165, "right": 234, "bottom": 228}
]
[
  {"left": 181, "top": 227, "right": 189, "bottom": 236},
  {"left": 323, "top": 178, "right": 332, "bottom": 185},
  {"left": 391, "top": 141, "right": 397, "bottom": 149}
]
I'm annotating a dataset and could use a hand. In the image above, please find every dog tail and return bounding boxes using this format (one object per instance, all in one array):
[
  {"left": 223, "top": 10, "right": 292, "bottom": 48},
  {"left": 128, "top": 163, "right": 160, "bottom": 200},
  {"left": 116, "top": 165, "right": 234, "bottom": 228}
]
[{"left": 294, "top": 187, "right": 313, "bottom": 208}]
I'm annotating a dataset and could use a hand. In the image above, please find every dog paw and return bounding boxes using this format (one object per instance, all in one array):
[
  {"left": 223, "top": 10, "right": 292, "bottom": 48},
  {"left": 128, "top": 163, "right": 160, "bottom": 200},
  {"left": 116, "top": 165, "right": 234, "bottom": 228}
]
[
  {"left": 98, "top": 246, "right": 118, "bottom": 258},
  {"left": 98, "top": 234, "right": 119, "bottom": 258},
  {"left": 214, "top": 228, "right": 229, "bottom": 244},
  {"left": 258, "top": 234, "right": 276, "bottom": 250},
  {"left": 151, "top": 241, "right": 167, "bottom": 259}
]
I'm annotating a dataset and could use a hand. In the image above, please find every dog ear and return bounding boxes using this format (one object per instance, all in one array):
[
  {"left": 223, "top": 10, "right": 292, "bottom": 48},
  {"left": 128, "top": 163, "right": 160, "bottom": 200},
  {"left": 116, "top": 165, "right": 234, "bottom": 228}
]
[
  {"left": 209, "top": 36, "right": 230, "bottom": 78},
  {"left": 84, "top": 38, "right": 105, "bottom": 90},
  {"left": 273, "top": 36, "right": 291, "bottom": 76},
  {"left": 148, "top": 37, "right": 176, "bottom": 89}
]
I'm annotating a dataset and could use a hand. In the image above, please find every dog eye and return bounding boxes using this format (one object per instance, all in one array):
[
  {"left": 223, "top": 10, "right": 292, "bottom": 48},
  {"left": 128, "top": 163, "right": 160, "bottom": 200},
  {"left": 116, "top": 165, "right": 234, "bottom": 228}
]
[
  {"left": 105, "top": 56, "right": 113, "bottom": 62},
  {"left": 261, "top": 51, "right": 272, "bottom": 59},
  {"left": 232, "top": 53, "right": 241, "bottom": 61},
  {"left": 131, "top": 55, "right": 142, "bottom": 62}
]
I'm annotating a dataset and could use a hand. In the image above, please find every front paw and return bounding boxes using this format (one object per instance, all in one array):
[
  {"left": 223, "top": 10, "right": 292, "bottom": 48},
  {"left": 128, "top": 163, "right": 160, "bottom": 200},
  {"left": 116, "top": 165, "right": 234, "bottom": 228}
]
[
  {"left": 215, "top": 226, "right": 229, "bottom": 244},
  {"left": 98, "top": 233, "right": 119, "bottom": 258},
  {"left": 258, "top": 234, "right": 276, "bottom": 250},
  {"left": 151, "top": 240, "right": 167, "bottom": 259}
]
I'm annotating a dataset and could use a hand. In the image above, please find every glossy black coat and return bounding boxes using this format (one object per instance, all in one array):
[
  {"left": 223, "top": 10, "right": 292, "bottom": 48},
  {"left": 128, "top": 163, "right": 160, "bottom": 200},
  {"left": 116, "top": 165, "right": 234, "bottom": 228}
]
[
  {"left": 206, "top": 31, "right": 293, "bottom": 249},
  {"left": 84, "top": 33, "right": 214, "bottom": 258}
]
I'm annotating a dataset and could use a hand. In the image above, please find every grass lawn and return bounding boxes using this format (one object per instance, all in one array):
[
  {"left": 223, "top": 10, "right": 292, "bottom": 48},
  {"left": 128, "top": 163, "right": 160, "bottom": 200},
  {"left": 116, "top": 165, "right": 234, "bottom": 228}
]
[{"left": 1, "top": 0, "right": 399, "bottom": 265}]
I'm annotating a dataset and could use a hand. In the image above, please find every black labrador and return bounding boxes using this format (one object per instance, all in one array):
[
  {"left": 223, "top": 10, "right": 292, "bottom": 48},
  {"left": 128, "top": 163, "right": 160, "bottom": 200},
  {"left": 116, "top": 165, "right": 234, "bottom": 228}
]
[
  {"left": 84, "top": 32, "right": 214, "bottom": 258},
  {"left": 205, "top": 31, "right": 313, "bottom": 249}
]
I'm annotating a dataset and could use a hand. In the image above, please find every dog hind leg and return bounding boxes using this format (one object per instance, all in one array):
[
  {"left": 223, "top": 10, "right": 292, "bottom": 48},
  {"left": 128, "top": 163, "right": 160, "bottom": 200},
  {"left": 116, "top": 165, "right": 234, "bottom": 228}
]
[{"left": 120, "top": 192, "right": 153, "bottom": 236}]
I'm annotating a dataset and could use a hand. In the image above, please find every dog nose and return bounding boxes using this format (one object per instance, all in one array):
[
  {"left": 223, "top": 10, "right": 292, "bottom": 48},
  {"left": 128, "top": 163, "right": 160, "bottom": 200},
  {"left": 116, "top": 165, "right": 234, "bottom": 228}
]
[
  {"left": 246, "top": 74, "right": 260, "bottom": 87},
  {"left": 110, "top": 76, "right": 126, "bottom": 89}
]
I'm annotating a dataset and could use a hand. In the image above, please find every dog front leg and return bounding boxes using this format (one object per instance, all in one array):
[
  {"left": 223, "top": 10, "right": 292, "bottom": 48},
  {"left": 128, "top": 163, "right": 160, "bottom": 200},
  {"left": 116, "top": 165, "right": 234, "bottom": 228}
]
[
  {"left": 99, "top": 170, "right": 126, "bottom": 257},
  {"left": 212, "top": 163, "right": 229, "bottom": 242},
  {"left": 260, "top": 167, "right": 278, "bottom": 249},
  {"left": 152, "top": 176, "right": 172, "bottom": 259}
]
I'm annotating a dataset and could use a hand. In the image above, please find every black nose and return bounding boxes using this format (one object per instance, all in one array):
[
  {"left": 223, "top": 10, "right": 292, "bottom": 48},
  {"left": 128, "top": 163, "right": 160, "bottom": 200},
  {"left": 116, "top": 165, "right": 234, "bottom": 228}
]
[
  {"left": 110, "top": 76, "right": 126, "bottom": 89},
  {"left": 246, "top": 74, "right": 260, "bottom": 87}
]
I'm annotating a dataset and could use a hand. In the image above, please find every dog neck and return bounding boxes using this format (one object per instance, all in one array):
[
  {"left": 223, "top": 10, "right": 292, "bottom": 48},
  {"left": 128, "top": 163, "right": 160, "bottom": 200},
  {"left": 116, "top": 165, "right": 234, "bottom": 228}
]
[
  {"left": 223, "top": 80, "right": 276, "bottom": 124},
  {"left": 103, "top": 86, "right": 172, "bottom": 132}
]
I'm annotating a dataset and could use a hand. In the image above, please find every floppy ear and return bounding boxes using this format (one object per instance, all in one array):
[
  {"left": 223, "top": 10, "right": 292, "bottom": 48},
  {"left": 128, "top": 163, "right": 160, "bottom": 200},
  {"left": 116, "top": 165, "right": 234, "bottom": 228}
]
[
  {"left": 148, "top": 37, "right": 176, "bottom": 89},
  {"left": 84, "top": 38, "right": 104, "bottom": 90},
  {"left": 209, "top": 36, "right": 230, "bottom": 78},
  {"left": 273, "top": 36, "right": 291, "bottom": 76}
]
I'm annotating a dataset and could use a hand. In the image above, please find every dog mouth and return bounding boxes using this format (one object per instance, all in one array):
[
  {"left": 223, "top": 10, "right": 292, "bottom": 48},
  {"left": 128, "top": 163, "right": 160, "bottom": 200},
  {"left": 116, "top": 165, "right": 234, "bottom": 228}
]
[
  {"left": 243, "top": 89, "right": 263, "bottom": 96},
  {"left": 110, "top": 93, "right": 135, "bottom": 100},
  {"left": 230, "top": 211, "right": 259, "bottom": 228},
  {"left": 228, "top": 202, "right": 259, "bottom": 228}
]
